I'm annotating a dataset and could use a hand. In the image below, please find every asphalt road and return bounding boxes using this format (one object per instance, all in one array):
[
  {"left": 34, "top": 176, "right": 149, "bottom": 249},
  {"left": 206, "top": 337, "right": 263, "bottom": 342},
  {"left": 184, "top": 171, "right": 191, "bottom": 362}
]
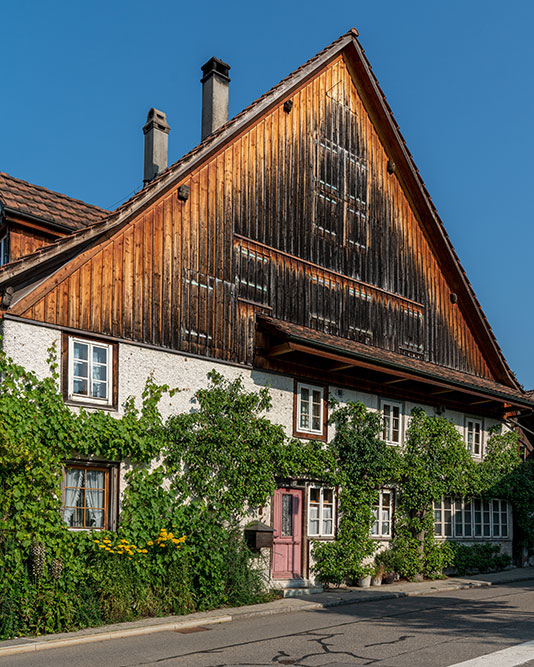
[{"left": 4, "top": 580, "right": 534, "bottom": 666}]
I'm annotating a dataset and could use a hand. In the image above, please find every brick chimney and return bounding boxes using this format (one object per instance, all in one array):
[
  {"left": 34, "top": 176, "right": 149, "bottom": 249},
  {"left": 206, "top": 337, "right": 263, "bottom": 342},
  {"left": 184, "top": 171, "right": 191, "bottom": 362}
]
[
  {"left": 201, "top": 57, "right": 230, "bottom": 141},
  {"left": 143, "top": 108, "right": 170, "bottom": 184}
]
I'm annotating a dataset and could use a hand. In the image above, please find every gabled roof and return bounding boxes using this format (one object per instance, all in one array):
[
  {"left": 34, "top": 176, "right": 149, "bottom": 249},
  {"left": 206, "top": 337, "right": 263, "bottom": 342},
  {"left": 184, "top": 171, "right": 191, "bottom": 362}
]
[
  {"left": 0, "top": 172, "right": 108, "bottom": 231},
  {"left": 0, "top": 29, "right": 522, "bottom": 391}
]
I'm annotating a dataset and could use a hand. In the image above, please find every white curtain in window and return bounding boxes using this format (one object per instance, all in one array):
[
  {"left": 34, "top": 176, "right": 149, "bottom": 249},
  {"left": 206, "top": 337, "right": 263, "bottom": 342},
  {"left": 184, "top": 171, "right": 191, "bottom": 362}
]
[
  {"left": 63, "top": 468, "right": 84, "bottom": 526},
  {"left": 86, "top": 470, "right": 105, "bottom": 528}
]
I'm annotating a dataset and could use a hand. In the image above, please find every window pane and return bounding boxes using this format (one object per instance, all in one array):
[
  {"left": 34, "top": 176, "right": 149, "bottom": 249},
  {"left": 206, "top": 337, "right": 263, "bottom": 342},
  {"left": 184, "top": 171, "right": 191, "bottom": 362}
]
[
  {"left": 281, "top": 495, "right": 293, "bottom": 537},
  {"left": 93, "top": 346, "right": 108, "bottom": 365},
  {"left": 92, "top": 381, "right": 107, "bottom": 399},
  {"left": 74, "top": 342, "right": 89, "bottom": 361},
  {"left": 323, "top": 489, "right": 333, "bottom": 504},
  {"left": 309, "top": 519, "right": 320, "bottom": 535},
  {"left": 74, "top": 360, "right": 88, "bottom": 378},
  {"left": 310, "top": 488, "right": 320, "bottom": 503},
  {"left": 92, "top": 364, "right": 107, "bottom": 381},
  {"left": 73, "top": 378, "right": 88, "bottom": 395},
  {"left": 86, "top": 509, "right": 104, "bottom": 528},
  {"left": 323, "top": 519, "right": 333, "bottom": 535}
]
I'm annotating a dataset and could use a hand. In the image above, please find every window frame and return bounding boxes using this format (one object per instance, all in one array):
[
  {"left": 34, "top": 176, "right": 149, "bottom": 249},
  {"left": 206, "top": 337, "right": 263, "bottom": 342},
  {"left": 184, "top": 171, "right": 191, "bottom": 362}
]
[
  {"left": 307, "top": 485, "right": 336, "bottom": 538},
  {"left": 63, "top": 333, "right": 118, "bottom": 409},
  {"left": 465, "top": 417, "right": 484, "bottom": 458},
  {"left": 0, "top": 232, "right": 9, "bottom": 266},
  {"left": 433, "top": 497, "right": 509, "bottom": 540},
  {"left": 381, "top": 399, "right": 404, "bottom": 446},
  {"left": 293, "top": 381, "right": 327, "bottom": 441},
  {"left": 61, "top": 460, "right": 119, "bottom": 531},
  {"left": 371, "top": 488, "right": 395, "bottom": 539}
]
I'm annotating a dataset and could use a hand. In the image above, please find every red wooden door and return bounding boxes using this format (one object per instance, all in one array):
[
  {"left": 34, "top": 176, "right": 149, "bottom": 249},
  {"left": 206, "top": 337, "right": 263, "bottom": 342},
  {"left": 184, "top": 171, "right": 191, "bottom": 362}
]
[{"left": 272, "top": 487, "right": 303, "bottom": 579}]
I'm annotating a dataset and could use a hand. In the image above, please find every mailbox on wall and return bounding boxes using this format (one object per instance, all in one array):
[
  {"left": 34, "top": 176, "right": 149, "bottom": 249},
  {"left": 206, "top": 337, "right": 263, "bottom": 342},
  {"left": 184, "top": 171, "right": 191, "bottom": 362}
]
[{"left": 244, "top": 521, "right": 274, "bottom": 551}]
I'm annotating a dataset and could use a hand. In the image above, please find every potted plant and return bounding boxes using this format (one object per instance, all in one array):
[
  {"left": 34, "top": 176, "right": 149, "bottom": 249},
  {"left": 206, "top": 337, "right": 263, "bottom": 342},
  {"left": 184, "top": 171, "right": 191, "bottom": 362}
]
[
  {"left": 376, "top": 547, "right": 397, "bottom": 584},
  {"left": 356, "top": 565, "right": 373, "bottom": 588},
  {"left": 371, "top": 561, "right": 386, "bottom": 586}
]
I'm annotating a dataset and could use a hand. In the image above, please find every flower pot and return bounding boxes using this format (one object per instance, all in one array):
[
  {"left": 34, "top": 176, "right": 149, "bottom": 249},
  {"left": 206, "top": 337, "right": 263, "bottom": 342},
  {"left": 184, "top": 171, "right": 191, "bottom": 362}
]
[
  {"left": 357, "top": 575, "right": 372, "bottom": 588},
  {"left": 371, "top": 576, "right": 382, "bottom": 586}
]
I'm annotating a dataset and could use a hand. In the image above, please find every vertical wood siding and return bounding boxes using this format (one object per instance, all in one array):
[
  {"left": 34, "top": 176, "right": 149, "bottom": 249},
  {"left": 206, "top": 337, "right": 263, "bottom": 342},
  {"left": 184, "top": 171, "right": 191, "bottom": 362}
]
[{"left": 20, "top": 55, "right": 493, "bottom": 380}]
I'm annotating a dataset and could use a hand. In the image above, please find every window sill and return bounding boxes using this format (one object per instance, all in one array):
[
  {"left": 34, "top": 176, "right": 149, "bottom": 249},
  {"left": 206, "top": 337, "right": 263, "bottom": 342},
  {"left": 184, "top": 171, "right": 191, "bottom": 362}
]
[
  {"left": 293, "top": 429, "right": 327, "bottom": 442},
  {"left": 64, "top": 399, "right": 118, "bottom": 412}
]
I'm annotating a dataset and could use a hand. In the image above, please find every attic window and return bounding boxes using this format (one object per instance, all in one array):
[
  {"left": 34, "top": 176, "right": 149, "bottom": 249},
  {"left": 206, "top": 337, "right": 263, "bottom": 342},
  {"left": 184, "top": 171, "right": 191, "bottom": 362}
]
[
  {"left": 314, "top": 101, "right": 368, "bottom": 247},
  {"left": 0, "top": 233, "right": 9, "bottom": 266}
]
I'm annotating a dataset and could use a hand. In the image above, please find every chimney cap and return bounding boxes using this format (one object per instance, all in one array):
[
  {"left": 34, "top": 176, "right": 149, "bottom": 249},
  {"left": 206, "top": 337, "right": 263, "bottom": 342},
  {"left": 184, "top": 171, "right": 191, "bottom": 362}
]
[
  {"left": 143, "top": 107, "right": 170, "bottom": 135},
  {"left": 201, "top": 57, "right": 231, "bottom": 84}
]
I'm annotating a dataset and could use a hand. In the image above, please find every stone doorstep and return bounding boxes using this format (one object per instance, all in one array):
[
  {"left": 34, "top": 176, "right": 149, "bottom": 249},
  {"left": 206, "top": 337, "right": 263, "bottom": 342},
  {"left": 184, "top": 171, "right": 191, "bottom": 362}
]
[{"left": 1, "top": 568, "right": 534, "bottom": 658}]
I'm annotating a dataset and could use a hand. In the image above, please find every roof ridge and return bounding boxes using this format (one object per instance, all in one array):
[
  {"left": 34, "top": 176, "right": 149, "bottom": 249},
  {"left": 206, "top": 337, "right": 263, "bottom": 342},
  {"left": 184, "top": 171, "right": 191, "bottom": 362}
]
[{"left": 0, "top": 172, "right": 109, "bottom": 213}]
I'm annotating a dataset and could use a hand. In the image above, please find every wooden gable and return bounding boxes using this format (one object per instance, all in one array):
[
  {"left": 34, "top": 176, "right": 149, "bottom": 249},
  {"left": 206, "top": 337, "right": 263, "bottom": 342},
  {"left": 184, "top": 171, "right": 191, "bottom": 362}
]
[{"left": 7, "top": 41, "right": 513, "bottom": 387}]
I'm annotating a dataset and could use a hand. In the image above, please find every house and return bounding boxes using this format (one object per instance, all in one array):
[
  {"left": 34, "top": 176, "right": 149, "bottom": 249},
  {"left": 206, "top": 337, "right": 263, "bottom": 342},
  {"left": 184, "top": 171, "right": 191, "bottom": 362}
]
[{"left": 1, "top": 29, "right": 532, "bottom": 587}]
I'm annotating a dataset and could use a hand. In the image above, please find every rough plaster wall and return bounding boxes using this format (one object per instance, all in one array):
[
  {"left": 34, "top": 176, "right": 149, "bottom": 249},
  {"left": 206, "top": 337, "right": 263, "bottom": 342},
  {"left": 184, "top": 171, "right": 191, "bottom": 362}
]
[
  {"left": 2, "top": 319, "right": 515, "bottom": 576},
  {"left": 1, "top": 319, "right": 60, "bottom": 382}
]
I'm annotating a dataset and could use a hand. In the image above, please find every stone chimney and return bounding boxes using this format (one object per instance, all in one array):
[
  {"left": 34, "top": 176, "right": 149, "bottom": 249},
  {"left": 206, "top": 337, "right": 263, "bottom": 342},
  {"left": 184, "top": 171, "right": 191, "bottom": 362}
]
[
  {"left": 143, "top": 108, "right": 170, "bottom": 184},
  {"left": 201, "top": 57, "right": 230, "bottom": 141}
]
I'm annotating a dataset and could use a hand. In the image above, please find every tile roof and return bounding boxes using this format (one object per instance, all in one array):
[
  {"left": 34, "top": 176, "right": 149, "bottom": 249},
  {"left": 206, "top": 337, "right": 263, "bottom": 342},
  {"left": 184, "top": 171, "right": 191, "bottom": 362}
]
[
  {"left": 0, "top": 172, "right": 108, "bottom": 231},
  {"left": 258, "top": 315, "right": 533, "bottom": 406}
]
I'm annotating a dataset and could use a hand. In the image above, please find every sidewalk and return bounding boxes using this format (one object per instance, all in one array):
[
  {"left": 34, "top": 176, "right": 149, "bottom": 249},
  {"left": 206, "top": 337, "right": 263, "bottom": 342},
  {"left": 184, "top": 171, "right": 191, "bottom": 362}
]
[{"left": 2, "top": 567, "right": 534, "bottom": 658}]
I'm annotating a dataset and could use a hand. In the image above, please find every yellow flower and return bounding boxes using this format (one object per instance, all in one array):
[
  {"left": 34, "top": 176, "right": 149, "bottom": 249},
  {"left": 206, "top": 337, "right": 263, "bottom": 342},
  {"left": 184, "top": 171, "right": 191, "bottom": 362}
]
[
  {"left": 159, "top": 543, "right": 165, "bottom": 547},
  {"left": 172, "top": 524, "right": 176, "bottom": 528},
  {"left": 179, "top": 536, "right": 186, "bottom": 543},
  {"left": 147, "top": 541, "right": 153, "bottom": 546},
  {"left": 167, "top": 533, "right": 174, "bottom": 539},
  {"left": 120, "top": 539, "right": 128, "bottom": 544},
  {"left": 141, "top": 549, "right": 148, "bottom": 553},
  {"left": 103, "top": 539, "right": 111, "bottom": 544},
  {"left": 171, "top": 539, "right": 179, "bottom": 544},
  {"left": 94, "top": 539, "right": 100, "bottom": 543},
  {"left": 98, "top": 544, "right": 105, "bottom": 549}
]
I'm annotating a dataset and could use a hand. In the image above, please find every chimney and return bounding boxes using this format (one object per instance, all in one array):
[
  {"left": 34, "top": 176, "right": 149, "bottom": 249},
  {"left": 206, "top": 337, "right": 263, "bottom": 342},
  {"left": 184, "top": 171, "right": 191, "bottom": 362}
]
[
  {"left": 201, "top": 57, "right": 230, "bottom": 141},
  {"left": 143, "top": 108, "right": 170, "bottom": 184}
]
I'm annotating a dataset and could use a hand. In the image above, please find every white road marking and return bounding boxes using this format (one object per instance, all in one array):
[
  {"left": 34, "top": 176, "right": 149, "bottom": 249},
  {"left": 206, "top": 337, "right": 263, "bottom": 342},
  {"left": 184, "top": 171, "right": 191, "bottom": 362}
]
[{"left": 449, "top": 640, "right": 534, "bottom": 666}]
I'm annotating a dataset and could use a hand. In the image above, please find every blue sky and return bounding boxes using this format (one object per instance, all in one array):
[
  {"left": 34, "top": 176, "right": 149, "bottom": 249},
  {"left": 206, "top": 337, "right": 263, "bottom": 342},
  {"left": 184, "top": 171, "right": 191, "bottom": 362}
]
[{"left": 2, "top": 1, "right": 533, "bottom": 387}]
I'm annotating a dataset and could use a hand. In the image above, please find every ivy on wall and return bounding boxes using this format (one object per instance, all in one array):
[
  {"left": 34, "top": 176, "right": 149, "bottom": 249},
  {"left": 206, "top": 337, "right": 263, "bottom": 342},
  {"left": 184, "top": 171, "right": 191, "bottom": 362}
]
[{"left": 1, "top": 345, "right": 533, "bottom": 639}]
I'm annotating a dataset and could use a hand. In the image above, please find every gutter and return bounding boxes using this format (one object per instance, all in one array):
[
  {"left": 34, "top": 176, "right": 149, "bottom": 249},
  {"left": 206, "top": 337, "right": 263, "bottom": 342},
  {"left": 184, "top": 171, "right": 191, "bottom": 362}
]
[{"left": 4, "top": 206, "right": 82, "bottom": 234}]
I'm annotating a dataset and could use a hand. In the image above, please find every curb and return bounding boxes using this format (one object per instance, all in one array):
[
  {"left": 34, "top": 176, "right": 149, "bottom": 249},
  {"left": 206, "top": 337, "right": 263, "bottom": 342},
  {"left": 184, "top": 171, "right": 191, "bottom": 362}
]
[
  {"left": 0, "top": 615, "right": 232, "bottom": 657},
  {"left": 2, "top": 573, "right": 533, "bottom": 658}
]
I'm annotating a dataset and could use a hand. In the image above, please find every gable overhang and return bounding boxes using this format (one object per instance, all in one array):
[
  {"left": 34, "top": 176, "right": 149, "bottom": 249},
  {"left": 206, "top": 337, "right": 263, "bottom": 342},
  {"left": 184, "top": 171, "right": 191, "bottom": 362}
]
[{"left": 256, "top": 316, "right": 533, "bottom": 417}]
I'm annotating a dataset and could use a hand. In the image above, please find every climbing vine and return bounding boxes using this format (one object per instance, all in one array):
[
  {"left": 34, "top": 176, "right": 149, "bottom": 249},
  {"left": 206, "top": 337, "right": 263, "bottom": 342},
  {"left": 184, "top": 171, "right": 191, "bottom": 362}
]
[{"left": 1, "top": 345, "right": 533, "bottom": 639}]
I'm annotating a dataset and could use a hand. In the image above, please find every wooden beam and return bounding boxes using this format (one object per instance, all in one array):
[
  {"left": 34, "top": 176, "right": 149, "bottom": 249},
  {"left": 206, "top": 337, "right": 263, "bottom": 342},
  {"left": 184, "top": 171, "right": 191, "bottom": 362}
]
[
  {"left": 330, "top": 362, "right": 357, "bottom": 372},
  {"left": 383, "top": 378, "right": 407, "bottom": 385},
  {"left": 268, "top": 342, "right": 293, "bottom": 358},
  {"left": 431, "top": 389, "right": 454, "bottom": 396},
  {"left": 467, "top": 399, "right": 492, "bottom": 406}
]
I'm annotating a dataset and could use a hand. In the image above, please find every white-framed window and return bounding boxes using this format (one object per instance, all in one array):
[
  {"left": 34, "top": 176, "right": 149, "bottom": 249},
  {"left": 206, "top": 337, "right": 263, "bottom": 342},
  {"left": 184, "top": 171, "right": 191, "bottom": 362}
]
[
  {"left": 434, "top": 497, "right": 509, "bottom": 539},
  {"left": 296, "top": 382, "right": 324, "bottom": 436},
  {"left": 68, "top": 337, "right": 113, "bottom": 405},
  {"left": 371, "top": 489, "right": 394, "bottom": 538},
  {"left": 465, "top": 418, "right": 483, "bottom": 457},
  {"left": 381, "top": 400, "right": 403, "bottom": 445},
  {"left": 308, "top": 486, "right": 335, "bottom": 537}
]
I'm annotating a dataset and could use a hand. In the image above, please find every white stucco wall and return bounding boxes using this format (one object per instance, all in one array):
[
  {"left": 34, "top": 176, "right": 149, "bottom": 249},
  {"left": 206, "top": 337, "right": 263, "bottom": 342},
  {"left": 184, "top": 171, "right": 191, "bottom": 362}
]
[
  {"left": 2, "top": 318, "right": 515, "bottom": 579},
  {"left": 2, "top": 318, "right": 507, "bottom": 452}
]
